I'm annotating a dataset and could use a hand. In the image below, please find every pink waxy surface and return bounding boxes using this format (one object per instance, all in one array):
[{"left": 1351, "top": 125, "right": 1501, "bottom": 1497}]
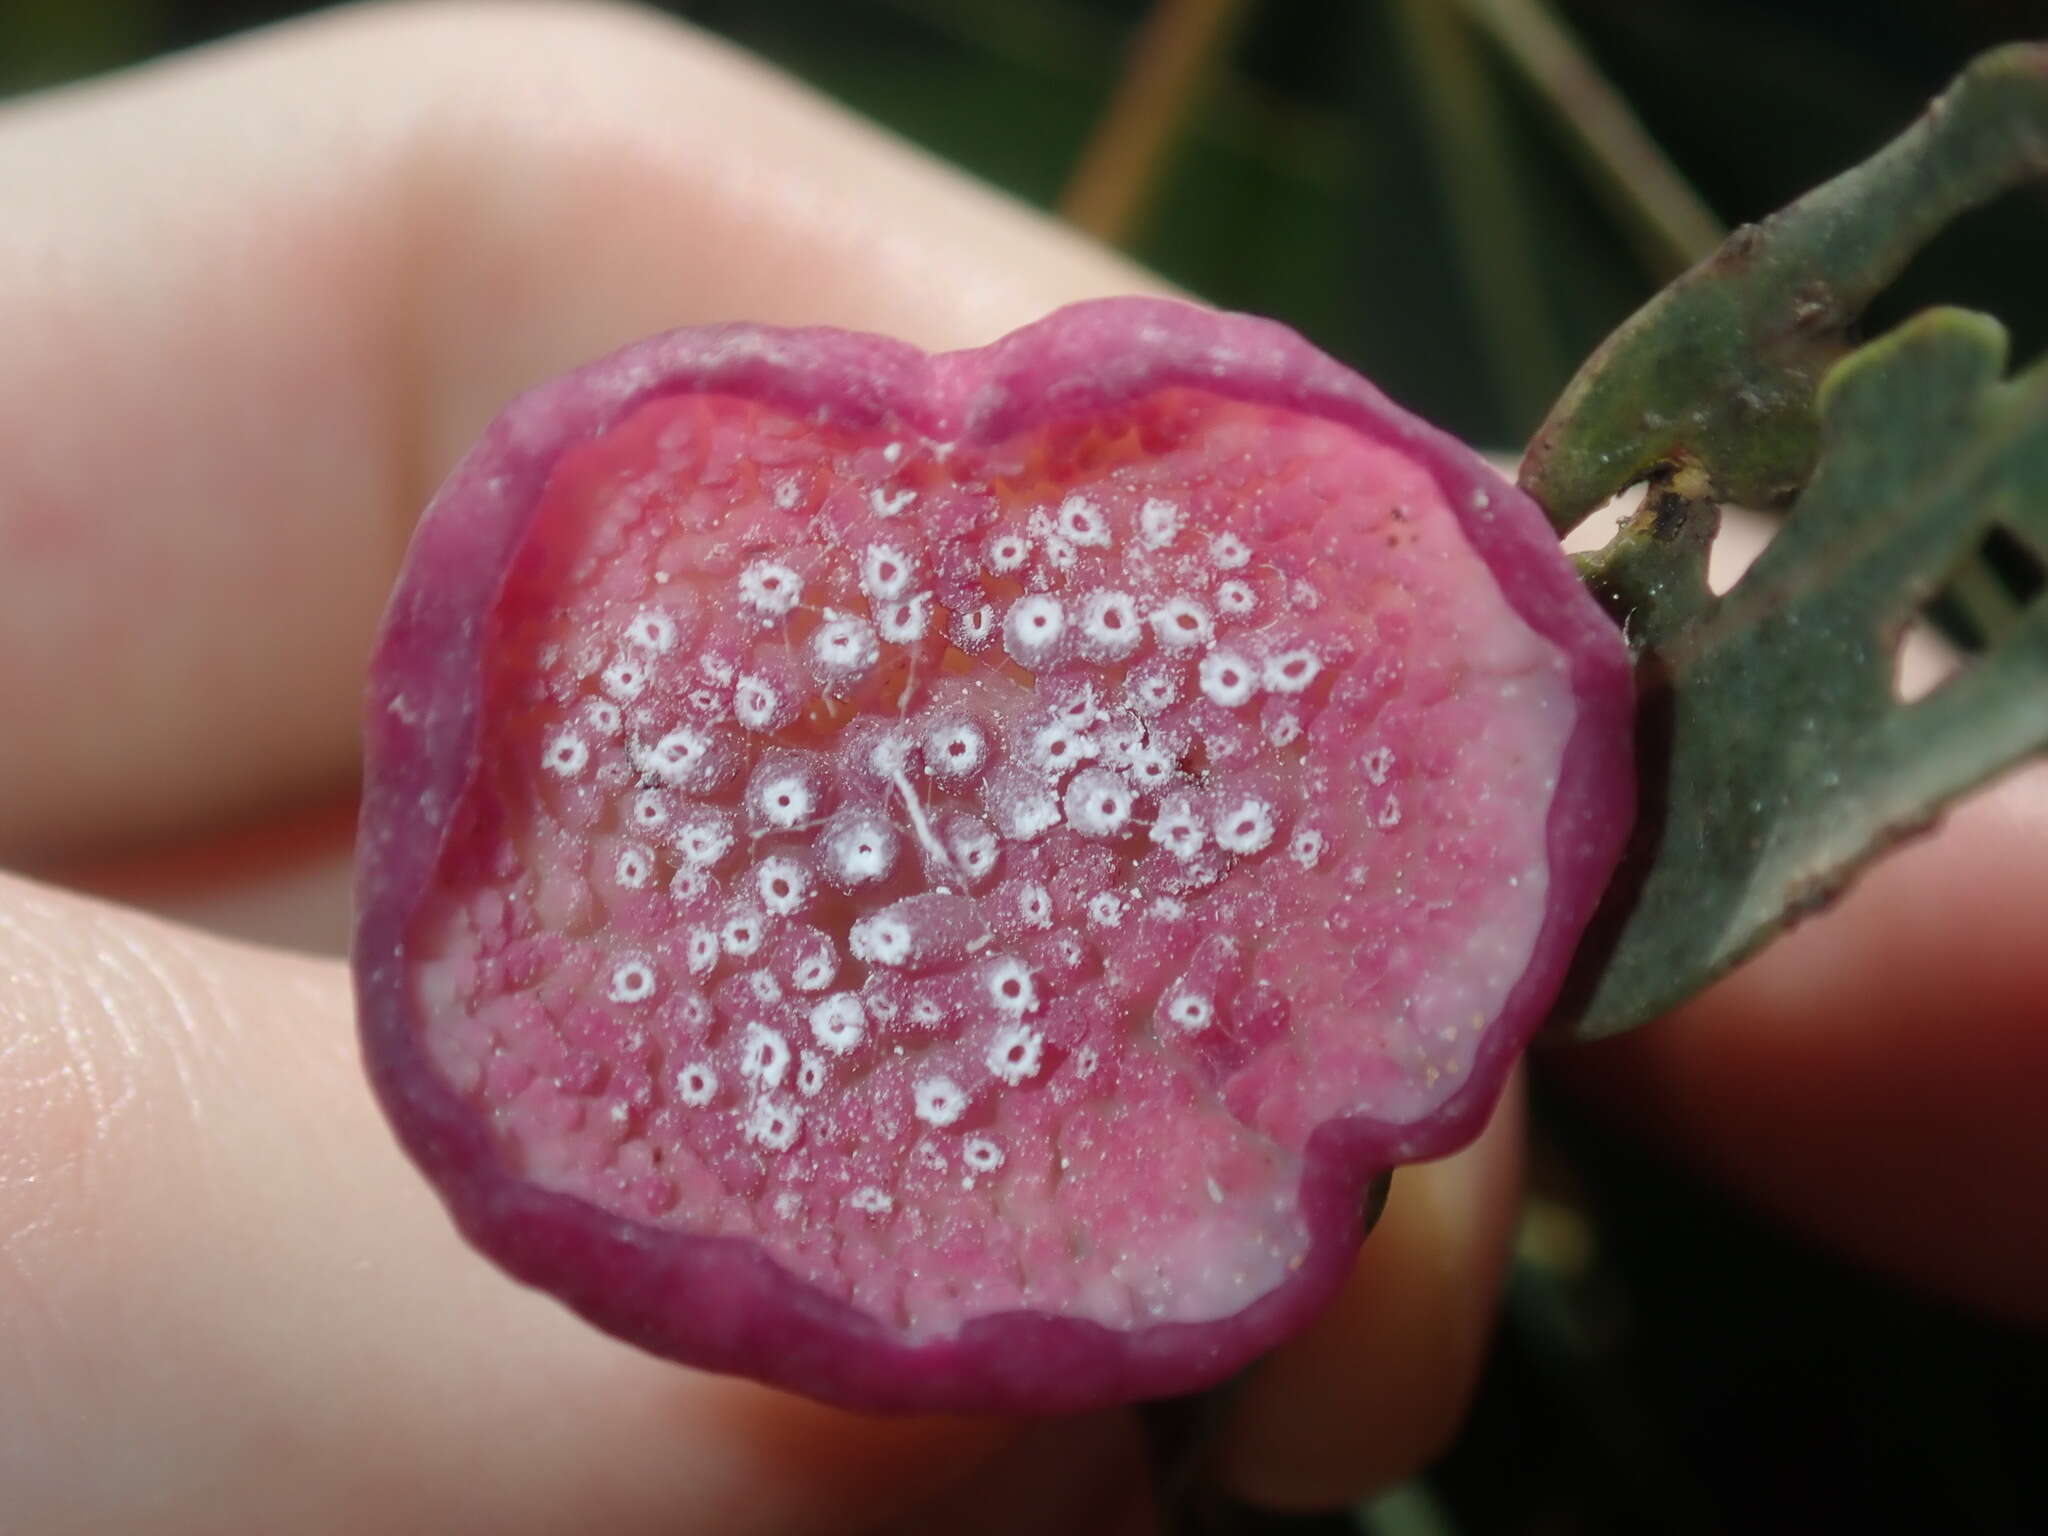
[{"left": 354, "top": 298, "right": 1633, "bottom": 1413}]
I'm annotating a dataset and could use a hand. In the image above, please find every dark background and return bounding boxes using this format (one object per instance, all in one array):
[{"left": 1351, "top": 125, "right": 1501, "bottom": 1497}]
[{"left": 7, "top": 2, "right": 2046, "bottom": 1531}]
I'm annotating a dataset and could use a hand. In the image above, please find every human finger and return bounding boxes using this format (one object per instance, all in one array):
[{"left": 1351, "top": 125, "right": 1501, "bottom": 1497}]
[{"left": 0, "top": 0, "right": 1160, "bottom": 863}]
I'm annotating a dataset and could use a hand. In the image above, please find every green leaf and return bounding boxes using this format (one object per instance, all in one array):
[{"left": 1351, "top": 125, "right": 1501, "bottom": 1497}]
[
  {"left": 1551, "top": 307, "right": 2048, "bottom": 1039},
  {"left": 1521, "top": 42, "right": 2048, "bottom": 527}
]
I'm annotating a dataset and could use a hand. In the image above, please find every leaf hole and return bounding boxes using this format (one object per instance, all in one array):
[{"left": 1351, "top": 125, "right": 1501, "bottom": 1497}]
[{"left": 1898, "top": 523, "right": 2046, "bottom": 703}]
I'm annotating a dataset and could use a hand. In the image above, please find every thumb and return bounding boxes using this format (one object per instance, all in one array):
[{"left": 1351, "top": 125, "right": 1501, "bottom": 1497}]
[{"left": 0, "top": 872, "right": 1006, "bottom": 1532}]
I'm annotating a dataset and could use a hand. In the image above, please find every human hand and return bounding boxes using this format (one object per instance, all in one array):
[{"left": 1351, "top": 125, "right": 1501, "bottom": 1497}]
[
  {"left": 0, "top": 7, "right": 1517, "bottom": 1528},
  {"left": 0, "top": 6, "right": 2038, "bottom": 1533}
]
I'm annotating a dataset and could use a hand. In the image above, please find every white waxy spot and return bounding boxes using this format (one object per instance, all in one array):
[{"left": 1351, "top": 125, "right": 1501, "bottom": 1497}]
[
  {"left": 734, "top": 674, "right": 784, "bottom": 731},
  {"left": 774, "top": 1190, "right": 802, "bottom": 1220},
  {"left": 1216, "top": 579, "right": 1257, "bottom": 616},
  {"left": 675, "top": 815, "right": 735, "bottom": 869},
  {"left": 925, "top": 720, "right": 988, "bottom": 781},
  {"left": 985, "top": 532, "right": 1033, "bottom": 573},
  {"left": 862, "top": 543, "right": 915, "bottom": 599},
  {"left": 791, "top": 946, "right": 838, "bottom": 993},
  {"left": 1124, "top": 745, "right": 1174, "bottom": 792},
  {"left": 739, "top": 1024, "right": 791, "bottom": 1093},
  {"left": 1166, "top": 992, "right": 1214, "bottom": 1032},
  {"left": 962, "top": 1136, "right": 1005, "bottom": 1173},
  {"left": 1290, "top": 828, "right": 1327, "bottom": 869},
  {"left": 1209, "top": 532, "right": 1252, "bottom": 569},
  {"left": 985, "top": 957, "right": 1038, "bottom": 1015},
  {"left": 601, "top": 658, "right": 649, "bottom": 702},
  {"left": 685, "top": 927, "right": 720, "bottom": 976},
  {"left": 796, "top": 1051, "right": 828, "bottom": 1098},
  {"left": 721, "top": 910, "right": 767, "bottom": 958},
  {"left": 772, "top": 479, "right": 801, "bottom": 511},
  {"left": 1003, "top": 595, "right": 1066, "bottom": 667},
  {"left": 1363, "top": 746, "right": 1396, "bottom": 785},
  {"left": 1150, "top": 798, "right": 1207, "bottom": 861},
  {"left": 914, "top": 1076, "right": 968, "bottom": 1127},
  {"left": 614, "top": 845, "right": 654, "bottom": 889},
  {"left": 1264, "top": 648, "right": 1323, "bottom": 694},
  {"left": 752, "top": 773, "right": 815, "bottom": 830},
  {"left": 1088, "top": 892, "right": 1126, "bottom": 928},
  {"left": 1150, "top": 596, "right": 1214, "bottom": 650},
  {"left": 1266, "top": 713, "right": 1304, "bottom": 748},
  {"left": 991, "top": 779, "right": 1061, "bottom": 841},
  {"left": 1017, "top": 883, "right": 1054, "bottom": 929},
  {"left": 1199, "top": 650, "right": 1260, "bottom": 708},
  {"left": 1140, "top": 497, "right": 1183, "bottom": 549},
  {"left": 627, "top": 610, "right": 678, "bottom": 652},
  {"left": 746, "top": 969, "right": 783, "bottom": 1005},
  {"left": 585, "top": 700, "right": 623, "bottom": 735},
  {"left": 953, "top": 604, "right": 996, "bottom": 651},
  {"left": 755, "top": 857, "right": 810, "bottom": 915},
  {"left": 745, "top": 1097, "right": 802, "bottom": 1152},
  {"left": 866, "top": 730, "right": 916, "bottom": 779},
  {"left": 876, "top": 592, "right": 933, "bottom": 643},
  {"left": 1053, "top": 686, "right": 1100, "bottom": 730},
  {"left": 675, "top": 1062, "right": 719, "bottom": 1107},
  {"left": 608, "top": 958, "right": 657, "bottom": 1003},
  {"left": 543, "top": 732, "right": 589, "bottom": 776},
  {"left": 850, "top": 915, "right": 915, "bottom": 968},
  {"left": 1097, "top": 713, "right": 1142, "bottom": 760},
  {"left": 1472, "top": 488, "right": 1492, "bottom": 510},
  {"left": 1028, "top": 721, "right": 1098, "bottom": 776},
  {"left": 1149, "top": 895, "right": 1187, "bottom": 920},
  {"left": 823, "top": 812, "right": 900, "bottom": 886},
  {"left": 870, "top": 487, "right": 916, "bottom": 518},
  {"left": 811, "top": 614, "right": 879, "bottom": 677},
  {"left": 882, "top": 441, "right": 904, "bottom": 464},
  {"left": 1073, "top": 1046, "right": 1101, "bottom": 1079},
  {"left": 808, "top": 993, "right": 866, "bottom": 1055},
  {"left": 1214, "top": 797, "right": 1277, "bottom": 855},
  {"left": 1076, "top": 590, "right": 1143, "bottom": 659},
  {"left": 986, "top": 1023, "right": 1045, "bottom": 1085},
  {"left": 1129, "top": 668, "right": 1179, "bottom": 714},
  {"left": 637, "top": 727, "right": 715, "bottom": 786},
  {"left": 948, "top": 819, "right": 1000, "bottom": 881},
  {"left": 630, "top": 789, "right": 669, "bottom": 831},
  {"left": 1057, "top": 495, "right": 1111, "bottom": 548},
  {"left": 1063, "top": 769, "right": 1134, "bottom": 837},
  {"left": 849, "top": 1186, "right": 895, "bottom": 1215},
  {"left": 739, "top": 560, "right": 802, "bottom": 616},
  {"left": 1041, "top": 533, "right": 1077, "bottom": 570},
  {"left": 1377, "top": 794, "right": 1403, "bottom": 830}
]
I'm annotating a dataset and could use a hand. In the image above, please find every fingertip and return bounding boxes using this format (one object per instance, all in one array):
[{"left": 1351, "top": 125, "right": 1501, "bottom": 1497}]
[
  {"left": 1214, "top": 1076, "right": 1525, "bottom": 1510},
  {"left": 1561, "top": 762, "right": 2048, "bottom": 1322}
]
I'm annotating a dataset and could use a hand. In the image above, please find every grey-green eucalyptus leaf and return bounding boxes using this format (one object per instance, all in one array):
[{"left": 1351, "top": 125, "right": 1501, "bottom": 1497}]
[
  {"left": 1550, "top": 308, "right": 2048, "bottom": 1040},
  {"left": 1521, "top": 41, "right": 2048, "bottom": 528}
]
